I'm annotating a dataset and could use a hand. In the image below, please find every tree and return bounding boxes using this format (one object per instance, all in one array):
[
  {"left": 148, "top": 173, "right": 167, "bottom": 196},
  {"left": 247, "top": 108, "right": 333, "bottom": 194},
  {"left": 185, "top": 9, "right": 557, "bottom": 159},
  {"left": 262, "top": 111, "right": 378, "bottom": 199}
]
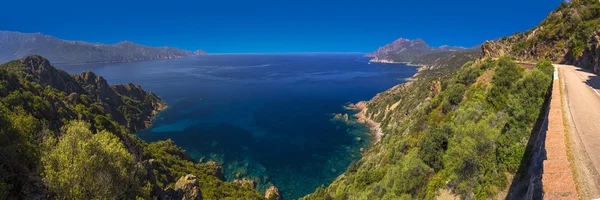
[
  {"left": 487, "top": 57, "right": 524, "bottom": 110},
  {"left": 42, "top": 121, "right": 136, "bottom": 199},
  {"left": 535, "top": 60, "right": 554, "bottom": 78}
]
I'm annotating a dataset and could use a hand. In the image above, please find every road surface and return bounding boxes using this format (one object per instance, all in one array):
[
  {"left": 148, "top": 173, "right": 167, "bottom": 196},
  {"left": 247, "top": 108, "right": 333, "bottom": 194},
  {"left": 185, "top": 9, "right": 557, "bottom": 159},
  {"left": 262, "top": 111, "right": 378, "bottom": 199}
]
[{"left": 555, "top": 64, "right": 600, "bottom": 198}]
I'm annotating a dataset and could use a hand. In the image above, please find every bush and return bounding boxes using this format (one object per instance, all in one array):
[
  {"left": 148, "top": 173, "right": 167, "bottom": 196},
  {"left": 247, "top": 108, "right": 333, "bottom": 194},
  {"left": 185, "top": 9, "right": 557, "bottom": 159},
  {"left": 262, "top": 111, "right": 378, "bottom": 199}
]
[
  {"left": 487, "top": 57, "right": 524, "bottom": 110},
  {"left": 418, "top": 124, "right": 452, "bottom": 171},
  {"left": 535, "top": 60, "right": 554, "bottom": 77},
  {"left": 42, "top": 121, "right": 136, "bottom": 199}
]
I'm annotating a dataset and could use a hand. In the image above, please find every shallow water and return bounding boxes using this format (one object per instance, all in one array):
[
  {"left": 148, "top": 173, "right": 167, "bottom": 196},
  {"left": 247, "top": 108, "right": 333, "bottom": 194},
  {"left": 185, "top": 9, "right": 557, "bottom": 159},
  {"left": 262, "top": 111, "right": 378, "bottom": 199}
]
[{"left": 58, "top": 53, "right": 416, "bottom": 199}]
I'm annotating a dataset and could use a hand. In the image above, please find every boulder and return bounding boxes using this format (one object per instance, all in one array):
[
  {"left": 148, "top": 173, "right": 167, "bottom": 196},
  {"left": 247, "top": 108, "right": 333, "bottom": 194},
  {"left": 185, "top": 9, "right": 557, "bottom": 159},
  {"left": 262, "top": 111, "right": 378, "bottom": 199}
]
[{"left": 174, "top": 174, "right": 202, "bottom": 200}]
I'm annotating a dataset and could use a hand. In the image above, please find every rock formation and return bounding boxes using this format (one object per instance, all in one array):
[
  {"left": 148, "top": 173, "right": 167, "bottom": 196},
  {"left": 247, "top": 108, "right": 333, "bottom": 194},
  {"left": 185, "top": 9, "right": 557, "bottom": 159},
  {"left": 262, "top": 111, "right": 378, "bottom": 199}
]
[
  {"left": 576, "top": 31, "right": 600, "bottom": 74},
  {"left": 164, "top": 174, "right": 202, "bottom": 200},
  {"left": 206, "top": 161, "right": 225, "bottom": 180},
  {"left": 265, "top": 185, "right": 282, "bottom": 200},
  {"left": 7, "top": 55, "right": 166, "bottom": 135}
]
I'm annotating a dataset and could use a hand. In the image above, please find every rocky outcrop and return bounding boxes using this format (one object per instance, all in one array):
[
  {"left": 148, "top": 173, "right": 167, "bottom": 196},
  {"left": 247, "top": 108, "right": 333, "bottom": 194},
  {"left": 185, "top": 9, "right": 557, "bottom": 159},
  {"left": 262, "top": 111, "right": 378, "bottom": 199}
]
[
  {"left": 164, "top": 174, "right": 202, "bottom": 200},
  {"left": 576, "top": 31, "right": 600, "bottom": 74},
  {"left": 430, "top": 80, "right": 441, "bottom": 98},
  {"left": 175, "top": 174, "right": 202, "bottom": 200},
  {"left": 265, "top": 185, "right": 282, "bottom": 200},
  {"left": 13, "top": 55, "right": 166, "bottom": 132},
  {"left": 234, "top": 178, "right": 256, "bottom": 189},
  {"left": 481, "top": 40, "right": 508, "bottom": 58},
  {"left": 206, "top": 161, "right": 225, "bottom": 180},
  {"left": 18, "top": 55, "right": 85, "bottom": 94}
]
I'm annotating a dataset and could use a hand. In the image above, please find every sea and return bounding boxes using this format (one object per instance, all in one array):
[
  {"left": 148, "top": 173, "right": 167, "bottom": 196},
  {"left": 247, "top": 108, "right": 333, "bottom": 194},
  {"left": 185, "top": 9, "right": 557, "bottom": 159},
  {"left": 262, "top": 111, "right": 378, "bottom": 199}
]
[{"left": 58, "top": 53, "right": 416, "bottom": 199}]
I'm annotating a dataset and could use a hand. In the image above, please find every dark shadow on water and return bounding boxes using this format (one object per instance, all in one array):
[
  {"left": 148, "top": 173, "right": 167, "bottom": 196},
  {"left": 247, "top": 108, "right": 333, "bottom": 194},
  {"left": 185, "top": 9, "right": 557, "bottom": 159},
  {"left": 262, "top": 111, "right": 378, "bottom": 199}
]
[{"left": 505, "top": 83, "right": 552, "bottom": 200}]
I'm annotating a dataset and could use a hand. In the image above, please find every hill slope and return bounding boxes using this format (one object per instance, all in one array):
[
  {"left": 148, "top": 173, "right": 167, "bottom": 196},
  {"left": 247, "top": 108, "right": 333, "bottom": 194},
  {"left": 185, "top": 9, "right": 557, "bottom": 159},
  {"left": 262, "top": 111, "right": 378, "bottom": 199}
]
[
  {"left": 0, "top": 55, "right": 268, "bottom": 199},
  {"left": 482, "top": 0, "right": 600, "bottom": 73},
  {"left": 366, "top": 37, "right": 476, "bottom": 64},
  {"left": 303, "top": 56, "right": 554, "bottom": 199},
  {"left": 0, "top": 31, "right": 207, "bottom": 64}
]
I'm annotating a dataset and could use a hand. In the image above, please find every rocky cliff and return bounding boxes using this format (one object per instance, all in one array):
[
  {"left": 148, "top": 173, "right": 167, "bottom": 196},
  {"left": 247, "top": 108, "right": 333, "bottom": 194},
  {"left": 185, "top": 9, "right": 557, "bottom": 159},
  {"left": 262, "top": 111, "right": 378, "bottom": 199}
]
[
  {"left": 482, "top": 0, "right": 600, "bottom": 73},
  {"left": 0, "top": 31, "right": 207, "bottom": 64},
  {"left": 8, "top": 55, "right": 166, "bottom": 132}
]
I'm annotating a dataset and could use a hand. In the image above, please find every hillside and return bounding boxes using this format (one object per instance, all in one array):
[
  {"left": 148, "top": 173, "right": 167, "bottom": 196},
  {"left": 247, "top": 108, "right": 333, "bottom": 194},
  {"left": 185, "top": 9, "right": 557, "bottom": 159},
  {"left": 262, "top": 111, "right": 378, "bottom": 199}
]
[
  {"left": 0, "top": 31, "right": 207, "bottom": 64},
  {"left": 303, "top": 56, "right": 554, "bottom": 199},
  {"left": 482, "top": 0, "right": 600, "bottom": 73},
  {"left": 0, "top": 55, "right": 271, "bottom": 199},
  {"left": 367, "top": 37, "right": 476, "bottom": 64}
]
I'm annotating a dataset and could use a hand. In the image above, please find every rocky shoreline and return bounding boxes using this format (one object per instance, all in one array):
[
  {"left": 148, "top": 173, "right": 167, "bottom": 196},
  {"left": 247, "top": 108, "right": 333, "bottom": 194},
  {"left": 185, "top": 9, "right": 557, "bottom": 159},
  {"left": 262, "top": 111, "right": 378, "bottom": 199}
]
[{"left": 345, "top": 102, "right": 383, "bottom": 143}]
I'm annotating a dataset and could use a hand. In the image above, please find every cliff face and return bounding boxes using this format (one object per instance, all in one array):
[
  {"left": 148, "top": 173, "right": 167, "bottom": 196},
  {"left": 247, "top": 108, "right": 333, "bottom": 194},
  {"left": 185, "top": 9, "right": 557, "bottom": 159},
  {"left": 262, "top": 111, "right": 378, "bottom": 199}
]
[
  {"left": 575, "top": 31, "right": 600, "bottom": 73},
  {"left": 482, "top": 0, "right": 600, "bottom": 73},
  {"left": 0, "top": 31, "right": 207, "bottom": 64},
  {"left": 12, "top": 55, "right": 166, "bottom": 132}
]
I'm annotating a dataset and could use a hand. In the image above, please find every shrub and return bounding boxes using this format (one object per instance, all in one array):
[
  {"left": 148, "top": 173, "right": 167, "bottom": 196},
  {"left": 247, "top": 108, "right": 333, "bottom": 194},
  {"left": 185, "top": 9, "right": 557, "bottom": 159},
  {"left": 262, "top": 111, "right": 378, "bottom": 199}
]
[{"left": 42, "top": 121, "right": 136, "bottom": 199}]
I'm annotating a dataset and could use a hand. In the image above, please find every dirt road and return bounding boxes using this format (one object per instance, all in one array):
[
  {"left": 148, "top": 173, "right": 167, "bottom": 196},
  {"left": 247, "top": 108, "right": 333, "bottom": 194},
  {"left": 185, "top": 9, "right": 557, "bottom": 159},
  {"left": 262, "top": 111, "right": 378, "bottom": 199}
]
[{"left": 556, "top": 64, "right": 600, "bottom": 199}]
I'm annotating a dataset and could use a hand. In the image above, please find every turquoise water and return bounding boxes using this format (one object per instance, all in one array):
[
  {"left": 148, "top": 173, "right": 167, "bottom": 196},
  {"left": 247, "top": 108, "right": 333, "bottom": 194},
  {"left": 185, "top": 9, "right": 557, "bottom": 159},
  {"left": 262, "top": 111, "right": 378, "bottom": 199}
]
[{"left": 59, "top": 53, "right": 416, "bottom": 199}]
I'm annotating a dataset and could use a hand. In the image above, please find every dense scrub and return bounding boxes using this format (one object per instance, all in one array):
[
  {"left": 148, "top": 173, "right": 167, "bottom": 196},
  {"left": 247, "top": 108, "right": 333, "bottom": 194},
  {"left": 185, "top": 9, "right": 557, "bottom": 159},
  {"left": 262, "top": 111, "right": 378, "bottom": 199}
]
[
  {"left": 483, "top": 0, "right": 600, "bottom": 71},
  {"left": 303, "top": 58, "right": 553, "bottom": 199},
  {"left": 0, "top": 56, "right": 264, "bottom": 199}
]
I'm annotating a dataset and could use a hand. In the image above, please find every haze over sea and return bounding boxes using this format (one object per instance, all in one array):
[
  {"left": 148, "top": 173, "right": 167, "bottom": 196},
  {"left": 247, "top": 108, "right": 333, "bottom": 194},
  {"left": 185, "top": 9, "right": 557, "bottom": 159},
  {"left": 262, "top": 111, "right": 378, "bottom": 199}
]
[{"left": 59, "top": 53, "right": 416, "bottom": 199}]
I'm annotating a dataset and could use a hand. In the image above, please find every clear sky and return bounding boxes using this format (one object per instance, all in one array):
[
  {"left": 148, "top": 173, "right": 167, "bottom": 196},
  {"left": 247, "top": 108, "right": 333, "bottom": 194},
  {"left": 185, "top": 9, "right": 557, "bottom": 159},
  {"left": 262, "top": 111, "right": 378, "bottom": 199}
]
[{"left": 0, "top": 0, "right": 563, "bottom": 53}]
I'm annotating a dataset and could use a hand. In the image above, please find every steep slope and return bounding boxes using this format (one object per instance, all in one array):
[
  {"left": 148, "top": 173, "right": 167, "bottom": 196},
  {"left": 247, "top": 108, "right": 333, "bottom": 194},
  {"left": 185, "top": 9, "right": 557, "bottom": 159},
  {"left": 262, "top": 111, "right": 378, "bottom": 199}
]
[
  {"left": 303, "top": 57, "right": 554, "bottom": 199},
  {"left": 0, "top": 31, "right": 207, "bottom": 64},
  {"left": 482, "top": 0, "right": 600, "bottom": 73},
  {"left": 0, "top": 55, "right": 269, "bottom": 199},
  {"left": 367, "top": 38, "right": 472, "bottom": 63}
]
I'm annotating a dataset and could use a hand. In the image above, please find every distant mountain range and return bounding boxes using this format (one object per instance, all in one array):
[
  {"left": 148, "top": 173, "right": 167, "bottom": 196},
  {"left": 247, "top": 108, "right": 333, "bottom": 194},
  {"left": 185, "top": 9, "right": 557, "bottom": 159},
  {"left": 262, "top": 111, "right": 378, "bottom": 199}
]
[
  {"left": 366, "top": 37, "right": 479, "bottom": 64},
  {"left": 0, "top": 31, "right": 206, "bottom": 64}
]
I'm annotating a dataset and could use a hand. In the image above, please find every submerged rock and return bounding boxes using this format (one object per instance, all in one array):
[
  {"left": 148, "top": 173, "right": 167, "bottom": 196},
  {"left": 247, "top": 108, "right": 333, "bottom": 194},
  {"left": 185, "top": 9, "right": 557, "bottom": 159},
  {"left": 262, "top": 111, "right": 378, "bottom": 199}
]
[{"left": 265, "top": 185, "right": 282, "bottom": 200}]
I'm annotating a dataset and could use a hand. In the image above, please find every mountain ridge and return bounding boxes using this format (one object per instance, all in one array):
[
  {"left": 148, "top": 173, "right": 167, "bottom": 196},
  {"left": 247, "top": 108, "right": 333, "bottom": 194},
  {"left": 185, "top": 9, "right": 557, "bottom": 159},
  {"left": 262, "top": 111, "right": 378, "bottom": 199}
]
[
  {"left": 367, "top": 37, "right": 477, "bottom": 64},
  {"left": 0, "top": 31, "right": 207, "bottom": 65}
]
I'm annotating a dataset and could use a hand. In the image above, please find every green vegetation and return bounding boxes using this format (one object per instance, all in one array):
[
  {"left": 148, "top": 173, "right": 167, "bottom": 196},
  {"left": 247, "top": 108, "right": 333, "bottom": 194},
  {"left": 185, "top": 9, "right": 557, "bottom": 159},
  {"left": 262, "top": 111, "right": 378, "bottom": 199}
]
[
  {"left": 0, "top": 56, "right": 264, "bottom": 199},
  {"left": 303, "top": 57, "right": 553, "bottom": 199},
  {"left": 499, "top": 0, "right": 600, "bottom": 62},
  {"left": 42, "top": 121, "right": 135, "bottom": 199}
]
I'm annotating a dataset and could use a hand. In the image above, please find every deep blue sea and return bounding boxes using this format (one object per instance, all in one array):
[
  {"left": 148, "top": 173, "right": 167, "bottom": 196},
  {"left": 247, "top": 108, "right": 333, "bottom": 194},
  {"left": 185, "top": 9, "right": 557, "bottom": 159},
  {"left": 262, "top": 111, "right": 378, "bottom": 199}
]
[{"left": 59, "top": 53, "right": 416, "bottom": 199}]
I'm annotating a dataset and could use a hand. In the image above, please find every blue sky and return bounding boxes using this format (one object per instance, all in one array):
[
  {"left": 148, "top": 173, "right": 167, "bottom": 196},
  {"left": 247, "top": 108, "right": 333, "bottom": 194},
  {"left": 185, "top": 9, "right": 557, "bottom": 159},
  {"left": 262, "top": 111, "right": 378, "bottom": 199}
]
[{"left": 0, "top": 0, "right": 563, "bottom": 53}]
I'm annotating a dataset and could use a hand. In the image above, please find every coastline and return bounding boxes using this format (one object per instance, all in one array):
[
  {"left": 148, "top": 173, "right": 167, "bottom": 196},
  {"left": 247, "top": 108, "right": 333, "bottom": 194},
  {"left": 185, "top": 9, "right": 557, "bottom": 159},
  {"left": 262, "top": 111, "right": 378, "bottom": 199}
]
[
  {"left": 345, "top": 102, "right": 383, "bottom": 143},
  {"left": 347, "top": 58, "right": 424, "bottom": 144},
  {"left": 144, "top": 101, "right": 169, "bottom": 130},
  {"left": 368, "top": 57, "right": 421, "bottom": 67}
]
